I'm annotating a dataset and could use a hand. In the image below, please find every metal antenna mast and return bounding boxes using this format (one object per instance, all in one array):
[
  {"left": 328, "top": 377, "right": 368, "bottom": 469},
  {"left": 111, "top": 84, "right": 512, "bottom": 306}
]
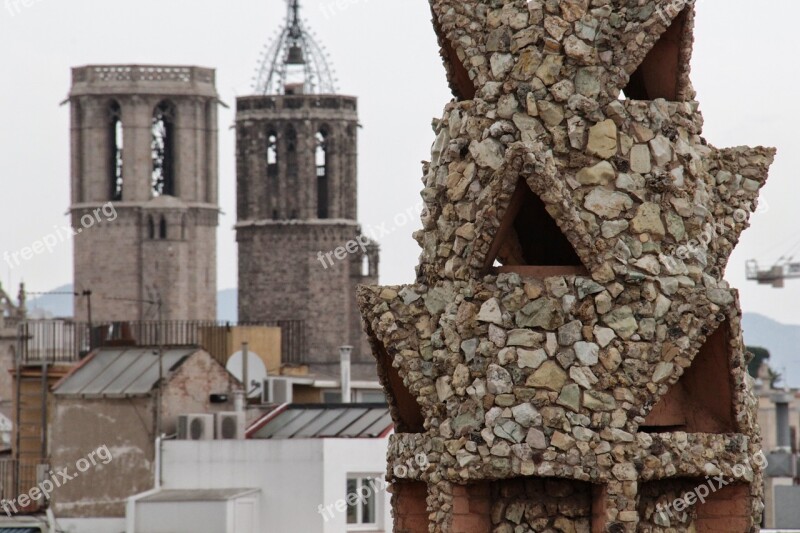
[{"left": 253, "top": 0, "right": 337, "bottom": 95}]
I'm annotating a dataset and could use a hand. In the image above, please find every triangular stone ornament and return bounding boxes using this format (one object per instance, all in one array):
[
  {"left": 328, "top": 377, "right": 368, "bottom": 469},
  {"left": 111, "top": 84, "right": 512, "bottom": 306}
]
[
  {"left": 623, "top": 6, "right": 693, "bottom": 101},
  {"left": 371, "top": 336, "right": 424, "bottom": 433},
  {"left": 642, "top": 321, "right": 736, "bottom": 434},
  {"left": 484, "top": 178, "right": 588, "bottom": 277}
]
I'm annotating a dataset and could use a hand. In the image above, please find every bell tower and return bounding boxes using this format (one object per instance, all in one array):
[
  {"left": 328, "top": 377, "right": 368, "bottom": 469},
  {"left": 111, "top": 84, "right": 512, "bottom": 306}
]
[
  {"left": 236, "top": 0, "right": 379, "bottom": 368},
  {"left": 69, "top": 65, "right": 219, "bottom": 322}
]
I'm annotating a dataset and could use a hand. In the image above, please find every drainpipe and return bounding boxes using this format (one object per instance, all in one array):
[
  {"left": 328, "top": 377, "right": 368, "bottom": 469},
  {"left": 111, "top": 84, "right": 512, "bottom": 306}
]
[
  {"left": 340, "top": 346, "right": 353, "bottom": 403},
  {"left": 155, "top": 434, "right": 162, "bottom": 490}
]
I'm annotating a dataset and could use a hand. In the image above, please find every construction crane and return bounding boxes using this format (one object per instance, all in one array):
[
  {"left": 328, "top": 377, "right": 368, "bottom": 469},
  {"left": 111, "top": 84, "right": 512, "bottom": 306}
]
[
  {"left": 746, "top": 260, "right": 800, "bottom": 288},
  {"left": 746, "top": 235, "right": 800, "bottom": 288}
]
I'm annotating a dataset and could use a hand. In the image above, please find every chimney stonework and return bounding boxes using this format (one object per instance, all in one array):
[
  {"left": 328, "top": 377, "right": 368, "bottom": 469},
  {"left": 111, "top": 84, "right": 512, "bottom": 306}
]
[{"left": 358, "top": 1, "right": 773, "bottom": 531}]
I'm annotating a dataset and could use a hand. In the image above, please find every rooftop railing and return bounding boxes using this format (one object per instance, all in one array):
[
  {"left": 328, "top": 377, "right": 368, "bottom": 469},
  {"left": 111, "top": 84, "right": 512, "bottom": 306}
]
[{"left": 16, "top": 319, "right": 306, "bottom": 367}]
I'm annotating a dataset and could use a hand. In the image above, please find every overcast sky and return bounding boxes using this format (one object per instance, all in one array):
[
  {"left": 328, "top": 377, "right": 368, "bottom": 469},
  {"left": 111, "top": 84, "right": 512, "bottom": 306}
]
[{"left": 1, "top": 0, "right": 799, "bottom": 325}]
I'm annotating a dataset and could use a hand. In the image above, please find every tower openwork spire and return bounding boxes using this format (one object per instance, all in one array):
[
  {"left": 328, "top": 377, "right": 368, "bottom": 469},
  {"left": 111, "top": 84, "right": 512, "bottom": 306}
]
[{"left": 253, "top": 0, "right": 337, "bottom": 95}]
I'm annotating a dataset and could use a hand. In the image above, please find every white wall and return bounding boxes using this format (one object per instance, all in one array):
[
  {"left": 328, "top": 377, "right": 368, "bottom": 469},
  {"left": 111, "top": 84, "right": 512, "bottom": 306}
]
[
  {"left": 136, "top": 501, "right": 228, "bottom": 533},
  {"left": 155, "top": 438, "right": 391, "bottom": 533},
  {"left": 54, "top": 517, "right": 126, "bottom": 533},
  {"left": 322, "top": 439, "right": 392, "bottom": 533}
]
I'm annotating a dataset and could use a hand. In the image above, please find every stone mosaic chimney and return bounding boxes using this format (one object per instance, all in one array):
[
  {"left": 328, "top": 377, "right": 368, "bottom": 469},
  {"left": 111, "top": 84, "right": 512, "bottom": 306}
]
[{"left": 358, "top": 0, "right": 774, "bottom": 531}]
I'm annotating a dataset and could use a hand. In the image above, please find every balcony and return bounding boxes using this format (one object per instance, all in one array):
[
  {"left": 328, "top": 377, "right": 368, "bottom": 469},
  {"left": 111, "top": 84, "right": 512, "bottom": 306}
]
[{"left": 16, "top": 319, "right": 307, "bottom": 367}]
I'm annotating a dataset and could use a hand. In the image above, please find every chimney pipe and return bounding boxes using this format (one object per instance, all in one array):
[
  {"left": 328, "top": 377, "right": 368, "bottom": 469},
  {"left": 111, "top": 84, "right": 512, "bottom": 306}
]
[
  {"left": 241, "top": 341, "right": 249, "bottom": 397},
  {"left": 234, "top": 390, "right": 245, "bottom": 413},
  {"left": 340, "top": 345, "right": 353, "bottom": 404}
]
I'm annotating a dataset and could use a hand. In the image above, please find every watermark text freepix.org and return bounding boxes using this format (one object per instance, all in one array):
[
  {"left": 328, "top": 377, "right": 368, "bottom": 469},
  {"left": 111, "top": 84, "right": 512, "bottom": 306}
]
[
  {"left": 1, "top": 444, "right": 113, "bottom": 516},
  {"left": 316, "top": 453, "right": 430, "bottom": 522},
  {"left": 5, "top": 0, "right": 45, "bottom": 17},
  {"left": 316, "top": 202, "right": 422, "bottom": 269},
  {"left": 3, "top": 202, "right": 117, "bottom": 270},
  {"left": 319, "top": 0, "right": 371, "bottom": 19},
  {"left": 655, "top": 450, "right": 767, "bottom": 522},
  {"left": 317, "top": 475, "right": 388, "bottom": 522}
]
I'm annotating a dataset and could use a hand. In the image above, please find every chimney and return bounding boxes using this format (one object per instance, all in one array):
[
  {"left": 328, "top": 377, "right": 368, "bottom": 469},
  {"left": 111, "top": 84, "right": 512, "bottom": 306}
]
[
  {"left": 340, "top": 346, "right": 352, "bottom": 404},
  {"left": 233, "top": 390, "right": 245, "bottom": 413}
]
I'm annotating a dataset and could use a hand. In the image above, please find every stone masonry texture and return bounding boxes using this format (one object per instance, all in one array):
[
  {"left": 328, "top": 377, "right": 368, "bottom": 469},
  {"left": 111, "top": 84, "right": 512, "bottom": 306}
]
[{"left": 358, "top": 1, "right": 773, "bottom": 531}]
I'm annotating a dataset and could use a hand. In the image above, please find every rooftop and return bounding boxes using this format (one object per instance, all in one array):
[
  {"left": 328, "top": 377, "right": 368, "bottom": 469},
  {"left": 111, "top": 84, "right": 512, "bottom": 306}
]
[
  {"left": 248, "top": 403, "right": 392, "bottom": 439},
  {"left": 137, "top": 488, "right": 259, "bottom": 503},
  {"left": 70, "top": 65, "right": 217, "bottom": 98},
  {"left": 53, "top": 346, "right": 198, "bottom": 397}
]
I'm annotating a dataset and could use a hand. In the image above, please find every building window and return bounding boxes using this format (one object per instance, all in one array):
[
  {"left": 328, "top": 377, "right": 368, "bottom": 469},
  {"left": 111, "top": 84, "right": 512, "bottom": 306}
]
[
  {"left": 356, "top": 390, "right": 387, "bottom": 404},
  {"left": 147, "top": 215, "right": 155, "bottom": 240},
  {"left": 152, "top": 101, "right": 176, "bottom": 197},
  {"left": 109, "top": 101, "right": 123, "bottom": 201},
  {"left": 346, "top": 476, "right": 380, "bottom": 529},
  {"left": 159, "top": 216, "right": 168, "bottom": 240},
  {"left": 323, "top": 390, "right": 344, "bottom": 404},
  {"left": 316, "top": 129, "right": 329, "bottom": 219}
]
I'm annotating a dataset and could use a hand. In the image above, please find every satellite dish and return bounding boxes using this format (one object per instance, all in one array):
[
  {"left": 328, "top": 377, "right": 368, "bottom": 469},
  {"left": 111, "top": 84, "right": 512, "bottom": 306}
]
[{"left": 226, "top": 350, "right": 268, "bottom": 398}]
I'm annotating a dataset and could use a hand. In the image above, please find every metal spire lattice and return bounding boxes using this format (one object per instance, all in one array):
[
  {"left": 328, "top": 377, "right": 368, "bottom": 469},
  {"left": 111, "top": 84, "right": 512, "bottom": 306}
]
[{"left": 253, "top": 0, "right": 337, "bottom": 95}]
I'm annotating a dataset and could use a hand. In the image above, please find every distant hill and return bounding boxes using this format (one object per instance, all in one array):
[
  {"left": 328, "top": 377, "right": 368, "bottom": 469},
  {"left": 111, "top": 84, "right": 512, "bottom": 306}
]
[
  {"left": 217, "top": 288, "right": 238, "bottom": 323},
  {"left": 27, "top": 284, "right": 74, "bottom": 319},
  {"left": 742, "top": 313, "right": 800, "bottom": 388},
  {"left": 27, "top": 284, "right": 239, "bottom": 323}
]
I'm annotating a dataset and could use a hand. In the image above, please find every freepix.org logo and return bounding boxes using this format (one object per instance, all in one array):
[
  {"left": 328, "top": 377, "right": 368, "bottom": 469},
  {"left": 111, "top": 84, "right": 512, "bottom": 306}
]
[
  {"left": 5, "top": 0, "right": 45, "bottom": 17},
  {"left": 1, "top": 445, "right": 113, "bottom": 516}
]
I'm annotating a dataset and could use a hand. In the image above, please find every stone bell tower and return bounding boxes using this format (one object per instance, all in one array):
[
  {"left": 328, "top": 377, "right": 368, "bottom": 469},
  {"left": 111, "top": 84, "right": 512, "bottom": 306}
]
[
  {"left": 69, "top": 65, "right": 219, "bottom": 322},
  {"left": 236, "top": 0, "right": 379, "bottom": 369},
  {"left": 360, "top": 0, "right": 773, "bottom": 531}
]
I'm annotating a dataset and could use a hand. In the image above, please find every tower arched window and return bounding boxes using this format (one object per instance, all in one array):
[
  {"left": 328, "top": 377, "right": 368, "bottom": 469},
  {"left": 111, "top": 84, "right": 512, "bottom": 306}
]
[
  {"left": 316, "top": 129, "right": 329, "bottom": 219},
  {"left": 159, "top": 216, "right": 168, "bottom": 240},
  {"left": 286, "top": 126, "right": 297, "bottom": 176},
  {"left": 109, "top": 101, "right": 124, "bottom": 201},
  {"left": 147, "top": 215, "right": 156, "bottom": 240},
  {"left": 285, "top": 126, "right": 298, "bottom": 219},
  {"left": 152, "top": 101, "right": 176, "bottom": 197},
  {"left": 267, "top": 131, "right": 279, "bottom": 218},
  {"left": 267, "top": 132, "right": 278, "bottom": 174},
  {"left": 181, "top": 214, "right": 188, "bottom": 240}
]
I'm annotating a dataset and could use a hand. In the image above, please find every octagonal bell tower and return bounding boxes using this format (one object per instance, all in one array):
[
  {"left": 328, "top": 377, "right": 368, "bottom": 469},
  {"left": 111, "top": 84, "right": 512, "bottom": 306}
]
[
  {"left": 69, "top": 65, "right": 219, "bottom": 322},
  {"left": 236, "top": 0, "right": 379, "bottom": 370}
]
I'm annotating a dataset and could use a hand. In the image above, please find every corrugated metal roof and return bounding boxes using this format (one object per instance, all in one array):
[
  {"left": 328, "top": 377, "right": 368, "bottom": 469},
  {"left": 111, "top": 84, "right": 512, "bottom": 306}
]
[
  {"left": 250, "top": 404, "right": 392, "bottom": 439},
  {"left": 0, "top": 528, "right": 43, "bottom": 533},
  {"left": 54, "top": 347, "right": 197, "bottom": 397},
  {"left": 138, "top": 488, "right": 259, "bottom": 502}
]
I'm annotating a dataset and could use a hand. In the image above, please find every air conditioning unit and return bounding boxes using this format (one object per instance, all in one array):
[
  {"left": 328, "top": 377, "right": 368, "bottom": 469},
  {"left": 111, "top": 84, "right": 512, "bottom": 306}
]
[
  {"left": 262, "top": 377, "right": 293, "bottom": 404},
  {"left": 177, "top": 414, "right": 214, "bottom": 440},
  {"left": 215, "top": 412, "right": 246, "bottom": 440}
]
